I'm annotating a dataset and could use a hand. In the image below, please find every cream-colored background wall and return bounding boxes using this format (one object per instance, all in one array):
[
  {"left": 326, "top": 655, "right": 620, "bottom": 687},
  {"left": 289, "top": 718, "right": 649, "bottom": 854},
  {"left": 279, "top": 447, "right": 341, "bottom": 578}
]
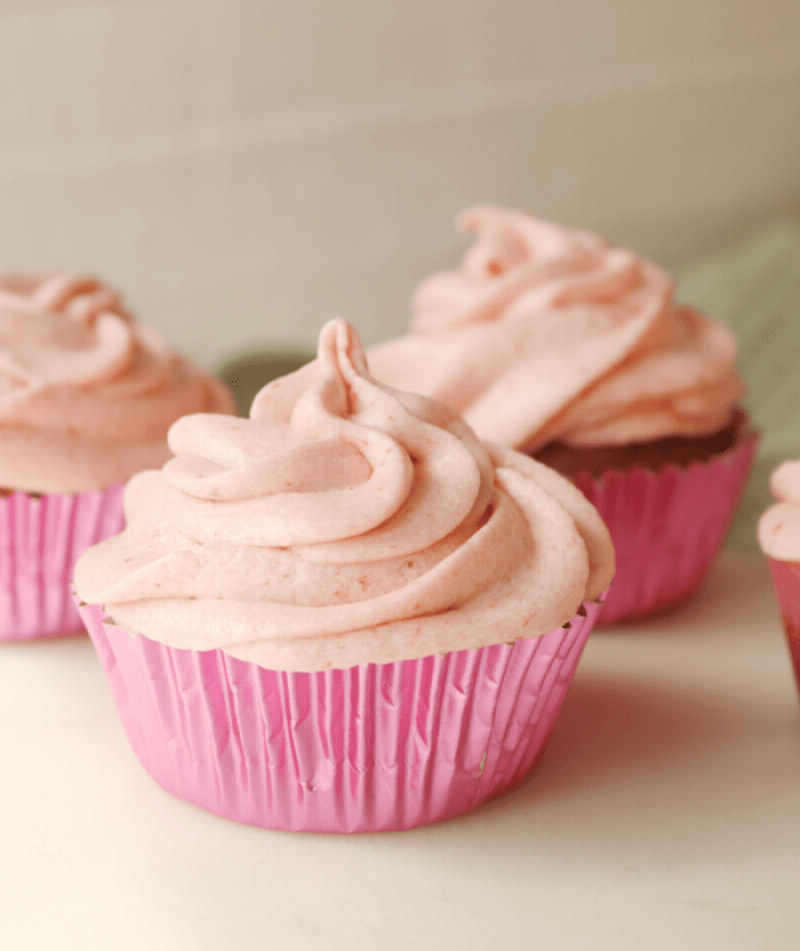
[{"left": 1, "top": 0, "right": 798, "bottom": 366}]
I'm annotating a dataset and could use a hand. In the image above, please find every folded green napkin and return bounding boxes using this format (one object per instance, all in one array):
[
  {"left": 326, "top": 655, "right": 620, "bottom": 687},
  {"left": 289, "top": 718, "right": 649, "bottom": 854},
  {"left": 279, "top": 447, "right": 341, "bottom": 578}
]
[
  {"left": 217, "top": 346, "right": 315, "bottom": 417},
  {"left": 678, "top": 215, "right": 800, "bottom": 549}
]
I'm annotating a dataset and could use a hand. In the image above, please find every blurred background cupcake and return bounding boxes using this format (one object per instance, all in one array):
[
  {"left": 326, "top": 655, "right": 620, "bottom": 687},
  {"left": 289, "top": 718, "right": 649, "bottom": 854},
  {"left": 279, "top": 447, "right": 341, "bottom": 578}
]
[
  {"left": 0, "top": 271, "right": 235, "bottom": 640},
  {"left": 367, "top": 205, "right": 758, "bottom": 623},
  {"left": 758, "top": 460, "right": 800, "bottom": 697}
]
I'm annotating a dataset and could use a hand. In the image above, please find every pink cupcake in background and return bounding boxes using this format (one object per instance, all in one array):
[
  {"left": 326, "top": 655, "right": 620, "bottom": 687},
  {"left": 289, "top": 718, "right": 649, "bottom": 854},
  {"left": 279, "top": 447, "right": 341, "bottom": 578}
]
[
  {"left": 73, "top": 318, "right": 614, "bottom": 833},
  {"left": 758, "top": 461, "right": 800, "bottom": 695},
  {"left": 0, "top": 271, "right": 236, "bottom": 640},
  {"left": 368, "top": 205, "right": 758, "bottom": 623}
]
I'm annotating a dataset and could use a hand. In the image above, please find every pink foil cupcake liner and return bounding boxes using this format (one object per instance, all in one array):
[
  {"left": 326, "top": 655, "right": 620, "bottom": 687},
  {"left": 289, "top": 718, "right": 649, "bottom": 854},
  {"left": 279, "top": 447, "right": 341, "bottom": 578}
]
[
  {"left": 76, "top": 597, "right": 603, "bottom": 833},
  {"left": 0, "top": 484, "right": 125, "bottom": 641},
  {"left": 766, "top": 558, "right": 800, "bottom": 697},
  {"left": 573, "top": 434, "right": 758, "bottom": 624}
]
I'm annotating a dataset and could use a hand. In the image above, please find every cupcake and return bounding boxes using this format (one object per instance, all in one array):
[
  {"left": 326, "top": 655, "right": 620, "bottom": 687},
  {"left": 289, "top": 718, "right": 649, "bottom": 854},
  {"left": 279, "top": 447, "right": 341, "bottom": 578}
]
[
  {"left": 73, "top": 318, "right": 614, "bottom": 832},
  {"left": 0, "top": 271, "right": 235, "bottom": 640},
  {"left": 758, "top": 461, "right": 800, "bottom": 696},
  {"left": 368, "top": 205, "right": 758, "bottom": 623}
]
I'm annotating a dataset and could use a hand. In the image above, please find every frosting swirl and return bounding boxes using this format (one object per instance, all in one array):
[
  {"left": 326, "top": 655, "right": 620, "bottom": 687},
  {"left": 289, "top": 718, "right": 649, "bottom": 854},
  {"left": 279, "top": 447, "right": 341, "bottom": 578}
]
[
  {"left": 368, "top": 205, "right": 744, "bottom": 452},
  {"left": 75, "top": 319, "right": 614, "bottom": 672},
  {"left": 758, "top": 461, "right": 800, "bottom": 562},
  {"left": 0, "top": 272, "right": 235, "bottom": 492}
]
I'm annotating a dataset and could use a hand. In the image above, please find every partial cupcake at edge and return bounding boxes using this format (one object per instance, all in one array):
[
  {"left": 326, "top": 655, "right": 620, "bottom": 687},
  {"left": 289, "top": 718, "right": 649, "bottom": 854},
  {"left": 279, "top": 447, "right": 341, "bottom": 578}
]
[
  {"left": 0, "top": 271, "right": 236, "bottom": 640},
  {"left": 368, "top": 204, "right": 758, "bottom": 623},
  {"left": 758, "top": 461, "right": 800, "bottom": 699},
  {"left": 73, "top": 318, "right": 614, "bottom": 833}
]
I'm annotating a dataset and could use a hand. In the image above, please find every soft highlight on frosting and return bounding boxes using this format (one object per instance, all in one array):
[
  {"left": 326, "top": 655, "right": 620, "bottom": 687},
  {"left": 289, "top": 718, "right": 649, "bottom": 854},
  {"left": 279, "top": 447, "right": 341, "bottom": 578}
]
[
  {"left": 75, "top": 319, "right": 614, "bottom": 672},
  {"left": 367, "top": 205, "right": 744, "bottom": 452},
  {"left": 0, "top": 272, "right": 235, "bottom": 492},
  {"left": 758, "top": 461, "right": 800, "bottom": 562}
]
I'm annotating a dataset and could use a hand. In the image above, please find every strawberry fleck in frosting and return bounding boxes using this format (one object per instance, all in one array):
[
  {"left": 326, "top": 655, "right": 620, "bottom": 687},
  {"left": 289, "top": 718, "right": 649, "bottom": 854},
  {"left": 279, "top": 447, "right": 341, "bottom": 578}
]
[
  {"left": 75, "top": 319, "right": 614, "bottom": 672},
  {"left": 368, "top": 205, "right": 744, "bottom": 453},
  {"left": 0, "top": 272, "right": 235, "bottom": 493},
  {"left": 758, "top": 461, "right": 800, "bottom": 562}
]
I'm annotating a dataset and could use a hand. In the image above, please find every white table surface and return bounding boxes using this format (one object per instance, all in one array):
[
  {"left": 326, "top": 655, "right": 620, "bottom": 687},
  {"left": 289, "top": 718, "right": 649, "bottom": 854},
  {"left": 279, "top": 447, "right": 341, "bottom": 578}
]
[{"left": 2, "top": 550, "right": 799, "bottom": 951}]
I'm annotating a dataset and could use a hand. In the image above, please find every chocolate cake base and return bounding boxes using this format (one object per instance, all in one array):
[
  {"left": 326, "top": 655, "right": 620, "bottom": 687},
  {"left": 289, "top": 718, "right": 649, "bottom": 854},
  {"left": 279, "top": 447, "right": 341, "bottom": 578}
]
[{"left": 534, "top": 408, "right": 751, "bottom": 479}]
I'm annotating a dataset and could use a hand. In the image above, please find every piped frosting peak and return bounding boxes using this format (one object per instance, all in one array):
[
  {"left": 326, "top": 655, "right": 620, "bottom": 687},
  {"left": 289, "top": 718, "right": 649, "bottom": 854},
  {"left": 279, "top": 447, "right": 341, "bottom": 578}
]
[
  {"left": 0, "top": 271, "right": 235, "bottom": 492},
  {"left": 75, "top": 319, "right": 614, "bottom": 671},
  {"left": 368, "top": 205, "right": 744, "bottom": 451}
]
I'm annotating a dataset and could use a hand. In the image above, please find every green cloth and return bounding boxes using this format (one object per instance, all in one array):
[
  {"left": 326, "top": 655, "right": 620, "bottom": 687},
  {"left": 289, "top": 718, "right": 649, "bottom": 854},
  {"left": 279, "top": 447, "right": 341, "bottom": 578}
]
[
  {"left": 217, "top": 347, "right": 315, "bottom": 417},
  {"left": 677, "top": 215, "right": 800, "bottom": 550}
]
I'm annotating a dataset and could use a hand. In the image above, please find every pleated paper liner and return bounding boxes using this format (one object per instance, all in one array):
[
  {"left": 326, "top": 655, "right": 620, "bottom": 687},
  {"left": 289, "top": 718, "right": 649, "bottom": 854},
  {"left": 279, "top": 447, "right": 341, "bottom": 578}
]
[
  {"left": 573, "top": 433, "right": 758, "bottom": 624},
  {"left": 76, "top": 597, "right": 604, "bottom": 833},
  {"left": 766, "top": 558, "right": 800, "bottom": 698},
  {"left": 0, "top": 484, "right": 125, "bottom": 640}
]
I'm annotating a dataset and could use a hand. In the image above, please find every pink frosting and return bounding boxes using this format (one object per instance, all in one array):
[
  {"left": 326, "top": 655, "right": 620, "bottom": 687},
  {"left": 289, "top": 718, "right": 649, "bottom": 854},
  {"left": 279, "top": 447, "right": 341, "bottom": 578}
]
[
  {"left": 0, "top": 272, "right": 235, "bottom": 492},
  {"left": 74, "top": 319, "right": 614, "bottom": 672},
  {"left": 758, "top": 461, "right": 800, "bottom": 562},
  {"left": 368, "top": 205, "right": 744, "bottom": 452}
]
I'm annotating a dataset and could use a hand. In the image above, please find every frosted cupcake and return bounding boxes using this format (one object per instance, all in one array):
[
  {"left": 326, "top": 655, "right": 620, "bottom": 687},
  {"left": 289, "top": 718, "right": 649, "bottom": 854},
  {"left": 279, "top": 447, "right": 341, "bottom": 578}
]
[
  {"left": 368, "top": 205, "right": 757, "bottom": 623},
  {"left": 74, "top": 319, "right": 614, "bottom": 832},
  {"left": 0, "top": 271, "right": 235, "bottom": 640},
  {"left": 758, "top": 461, "right": 800, "bottom": 695}
]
